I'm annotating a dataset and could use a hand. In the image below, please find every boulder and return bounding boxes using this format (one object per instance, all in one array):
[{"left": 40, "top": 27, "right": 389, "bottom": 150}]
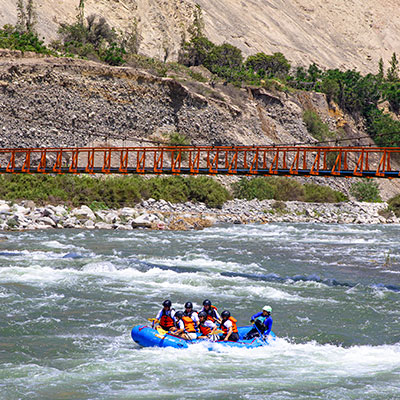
[
  {"left": 120, "top": 207, "right": 137, "bottom": 217},
  {"left": 41, "top": 216, "right": 57, "bottom": 227},
  {"left": 131, "top": 213, "right": 156, "bottom": 228},
  {"left": 0, "top": 204, "right": 11, "bottom": 213},
  {"left": 72, "top": 205, "right": 95, "bottom": 220},
  {"left": 104, "top": 212, "right": 119, "bottom": 224},
  {"left": 95, "top": 221, "right": 113, "bottom": 229},
  {"left": 84, "top": 220, "right": 95, "bottom": 229}
]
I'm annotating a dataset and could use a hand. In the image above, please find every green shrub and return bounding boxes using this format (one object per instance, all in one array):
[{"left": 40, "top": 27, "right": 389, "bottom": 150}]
[
  {"left": 232, "top": 177, "right": 276, "bottom": 200},
  {"left": 100, "top": 43, "right": 126, "bottom": 66},
  {"left": 167, "top": 132, "right": 190, "bottom": 146},
  {"left": 233, "top": 177, "right": 347, "bottom": 203},
  {"left": 271, "top": 200, "right": 286, "bottom": 211},
  {"left": 245, "top": 52, "right": 291, "bottom": 78},
  {"left": 56, "top": 15, "right": 125, "bottom": 66},
  {"left": 350, "top": 180, "right": 382, "bottom": 202},
  {"left": 204, "top": 43, "right": 243, "bottom": 74},
  {"left": 388, "top": 194, "right": 400, "bottom": 217},
  {"left": 366, "top": 108, "right": 400, "bottom": 147},
  {"left": 187, "top": 176, "right": 231, "bottom": 208},
  {"left": 146, "top": 176, "right": 189, "bottom": 203},
  {"left": 303, "top": 110, "right": 332, "bottom": 141},
  {"left": 304, "top": 183, "right": 348, "bottom": 203},
  {"left": 273, "top": 178, "right": 305, "bottom": 201},
  {"left": 0, "top": 25, "right": 52, "bottom": 54},
  {"left": 0, "top": 174, "right": 230, "bottom": 208}
]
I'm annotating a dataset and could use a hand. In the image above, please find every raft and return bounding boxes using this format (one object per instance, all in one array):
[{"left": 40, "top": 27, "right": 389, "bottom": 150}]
[{"left": 131, "top": 325, "right": 276, "bottom": 349}]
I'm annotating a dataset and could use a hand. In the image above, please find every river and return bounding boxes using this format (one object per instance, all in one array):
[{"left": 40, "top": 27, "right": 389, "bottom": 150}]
[{"left": 1, "top": 223, "right": 400, "bottom": 399}]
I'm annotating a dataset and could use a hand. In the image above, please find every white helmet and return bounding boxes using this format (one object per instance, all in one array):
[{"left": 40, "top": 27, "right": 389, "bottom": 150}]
[{"left": 262, "top": 305, "right": 272, "bottom": 313}]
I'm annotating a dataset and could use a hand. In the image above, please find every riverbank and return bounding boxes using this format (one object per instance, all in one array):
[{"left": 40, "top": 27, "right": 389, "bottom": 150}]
[{"left": 0, "top": 198, "right": 398, "bottom": 232}]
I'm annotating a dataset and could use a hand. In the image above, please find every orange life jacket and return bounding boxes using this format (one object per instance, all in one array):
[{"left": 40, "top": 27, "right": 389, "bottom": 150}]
[
  {"left": 159, "top": 310, "right": 174, "bottom": 329},
  {"left": 206, "top": 305, "right": 219, "bottom": 322},
  {"left": 199, "top": 323, "right": 212, "bottom": 336},
  {"left": 182, "top": 315, "right": 196, "bottom": 333},
  {"left": 221, "top": 317, "right": 238, "bottom": 334}
]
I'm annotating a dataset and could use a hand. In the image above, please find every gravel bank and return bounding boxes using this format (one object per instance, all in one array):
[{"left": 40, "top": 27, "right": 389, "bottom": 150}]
[{"left": 0, "top": 198, "right": 398, "bottom": 232}]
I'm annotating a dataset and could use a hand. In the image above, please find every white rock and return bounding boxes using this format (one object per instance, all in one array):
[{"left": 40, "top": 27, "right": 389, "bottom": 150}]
[
  {"left": 115, "top": 224, "right": 132, "bottom": 230},
  {"left": 95, "top": 222, "right": 113, "bottom": 229},
  {"left": 12, "top": 205, "right": 30, "bottom": 215},
  {"left": 84, "top": 220, "right": 95, "bottom": 229},
  {"left": 41, "top": 216, "right": 57, "bottom": 227},
  {"left": 53, "top": 205, "right": 68, "bottom": 216},
  {"left": 104, "top": 212, "right": 119, "bottom": 224},
  {"left": 63, "top": 218, "right": 78, "bottom": 228},
  {"left": 0, "top": 204, "right": 11, "bottom": 213},
  {"left": 120, "top": 207, "right": 137, "bottom": 217},
  {"left": 72, "top": 205, "right": 95, "bottom": 220},
  {"left": 131, "top": 213, "right": 155, "bottom": 228}
]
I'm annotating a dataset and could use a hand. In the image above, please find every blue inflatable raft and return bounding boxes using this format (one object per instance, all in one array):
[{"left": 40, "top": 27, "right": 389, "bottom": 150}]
[{"left": 131, "top": 325, "right": 276, "bottom": 349}]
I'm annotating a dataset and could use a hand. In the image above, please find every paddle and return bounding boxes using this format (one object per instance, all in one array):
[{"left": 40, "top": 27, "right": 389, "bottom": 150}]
[
  {"left": 253, "top": 323, "right": 267, "bottom": 343},
  {"left": 147, "top": 318, "right": 157, "bottom": 328}
]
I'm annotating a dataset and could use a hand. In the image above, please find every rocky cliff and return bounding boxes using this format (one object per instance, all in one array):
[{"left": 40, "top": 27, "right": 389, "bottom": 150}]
[
  {"left": 1, "top": 0, "right": 400, "bottom": 73},
  {"left": 0, "top": 50, "right": 357, "bottom": 150}
]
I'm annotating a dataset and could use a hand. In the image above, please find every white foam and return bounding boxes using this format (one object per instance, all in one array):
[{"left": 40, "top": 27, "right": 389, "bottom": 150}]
[
  {"left": 145, "top": 254, "right": 262, "bottom": 273},
  {"left": 82, "top": 262, "right": 117, "bottom": 273}
]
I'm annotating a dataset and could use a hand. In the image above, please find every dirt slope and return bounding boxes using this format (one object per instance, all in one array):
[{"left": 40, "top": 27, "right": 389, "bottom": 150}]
[{"left": 1, "top": 0, "right": 400, "bottom": 73}]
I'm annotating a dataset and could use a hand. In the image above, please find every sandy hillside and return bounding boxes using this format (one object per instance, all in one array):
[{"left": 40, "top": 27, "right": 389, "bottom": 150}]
[{"left": 1, "top": 0, "right": 400, "bottom": 73}]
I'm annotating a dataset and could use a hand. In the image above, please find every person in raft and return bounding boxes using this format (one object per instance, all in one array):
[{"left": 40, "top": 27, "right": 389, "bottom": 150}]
[
  {"left": 200, "top": 299, "right": 221, "bottom": 324},
  {"left": 243, "top": 305, "right": 273, "bottom": 339},
  {"left": 197, "top": 311, "right": 219, "bottom": 341},
  {"left": 154, "top": 300, "right": 176, "bottom": 331},
  {"left": 183, "top": 302, "right": 200, "bottom": 331},
  {"left": 219, "top": 310, "right": 239, "bottom": 342},
  {"left": 173, "top": 311, "right": 198, "bottom": 340}
]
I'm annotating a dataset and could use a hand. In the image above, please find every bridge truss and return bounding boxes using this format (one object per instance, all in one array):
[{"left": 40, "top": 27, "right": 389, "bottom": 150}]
[{"left": 1, "top": 146, "right": 400, "bottom": 178}]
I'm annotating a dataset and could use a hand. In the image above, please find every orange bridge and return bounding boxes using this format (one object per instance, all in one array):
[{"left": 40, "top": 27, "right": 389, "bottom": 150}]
[{"left": 1, "top": 146, "right": 400, "bottom": 178}]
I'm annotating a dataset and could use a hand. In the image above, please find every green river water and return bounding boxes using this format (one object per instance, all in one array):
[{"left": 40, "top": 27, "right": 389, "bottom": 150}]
[{"left": 1, "top": 223, "right": 399, "bottom": 399}]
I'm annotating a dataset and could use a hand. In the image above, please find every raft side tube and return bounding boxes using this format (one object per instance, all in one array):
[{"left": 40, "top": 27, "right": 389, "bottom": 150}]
[
  {"left": 131, "top": 325, "right": 276, "bottom": 349},
  {"left": 131, "top": 325, "right": 189, "bottom": 348}
]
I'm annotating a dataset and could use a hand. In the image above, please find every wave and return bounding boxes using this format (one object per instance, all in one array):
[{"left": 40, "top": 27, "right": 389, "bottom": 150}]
[{"left": 137, "top": 259, "right": 400, "bottom": 293}]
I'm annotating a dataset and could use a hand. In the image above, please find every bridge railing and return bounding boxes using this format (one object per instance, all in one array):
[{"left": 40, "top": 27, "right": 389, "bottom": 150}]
[{"left": 0, "top": 146, "right": 400, "bottom": 178}]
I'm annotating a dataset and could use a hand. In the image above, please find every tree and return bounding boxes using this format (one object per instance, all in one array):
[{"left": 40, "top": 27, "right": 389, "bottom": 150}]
[
  {"left": 205, "top": 43, "right": 243, "bottom": 72},
  {"left": 377, "top": 57, "right": 384, "bottom": 81},
  {"left": 245, "top": 52, "right": 290, "bottom": 78},
  {"left": 188, "top": 4, "right": 204, "bottom": 39},
  {"left": 383, "top": 82, "right": 400, "bottom": 113},
  {"left": 16, "top": 0, "right": 36, "bottom": 33},
  {"left": 307, "top": 63, "right": 322, "bottom": 83},
  {"left": 178, "top": 35, "right": 215, "bottom": 66},
  {"left": 387, "top": 52, "right": 399, "bottom": 82}
]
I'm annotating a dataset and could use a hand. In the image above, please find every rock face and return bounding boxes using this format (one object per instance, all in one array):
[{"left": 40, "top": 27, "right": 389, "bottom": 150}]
[
  {"left": 0, "top": 52, "right": 325, "bottom": 149},
  {"left": 1, "top": 0, "right": 400, "bottom": 73}
]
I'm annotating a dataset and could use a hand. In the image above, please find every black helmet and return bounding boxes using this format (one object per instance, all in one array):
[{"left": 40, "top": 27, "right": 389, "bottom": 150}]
[
  {"left": 203, "top": 299, "right": 212, "bottom": 307},
  {"left": 175, "top": 311, "right": 183, "bottom": 319},
  {"left": 198, "top": 311, "right": 207, "bottom": 318},
  {"left": 184, "top": 301, "right": 193, "bottom": 309},
  {"left": 162, "top": 300, "right": 172, "bottom": 308},
  {"left": 221, "top": 310, "right": 230, "bottom": 319}
]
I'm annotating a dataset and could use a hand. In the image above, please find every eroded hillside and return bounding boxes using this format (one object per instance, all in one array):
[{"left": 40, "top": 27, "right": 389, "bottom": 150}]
[{"left": 1, "top": 0, "right": 400, "bottom": 73}]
